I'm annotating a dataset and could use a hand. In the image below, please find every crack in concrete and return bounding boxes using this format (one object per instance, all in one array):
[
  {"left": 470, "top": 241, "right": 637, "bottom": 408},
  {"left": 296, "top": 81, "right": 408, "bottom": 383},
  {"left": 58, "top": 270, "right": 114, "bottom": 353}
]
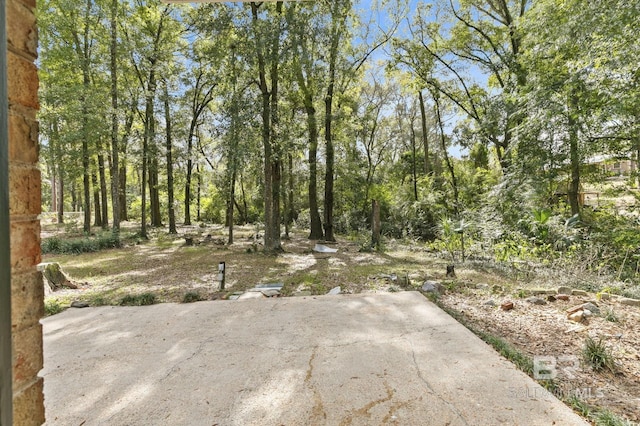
[
  {"left": 409, "top": 339, "right": 470, "bottom": 426},
  {"left": 339, "top": 381, "right": 394, "bottom": 426},
  {"left": 305, "top": 346, "right": 327, "bottom": 422}
]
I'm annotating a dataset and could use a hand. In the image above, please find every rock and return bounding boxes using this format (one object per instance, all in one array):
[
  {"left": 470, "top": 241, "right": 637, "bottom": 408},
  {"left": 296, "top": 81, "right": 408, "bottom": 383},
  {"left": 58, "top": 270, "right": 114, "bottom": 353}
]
[
  {"left": 599, "top": 293, "right": 611, "bottom": 301},
  {"left": 619, "top": 297, "right": 640, "bottom": 307},
  {"left": 237, "top": 292, "right": 265, "bottom": 300},
  {"left": 501, "top": 301, "right": 514, "bottom": 311},
  {"left": 558, "top": 286, "right": 573, "bottom": 294},
  {"left": 492, "top": 285, "right": 504, "bottom": 294},
  {"left": 70, "top": 301, "right": 89, "bottom": 308},
  {"left": 260, "top": 289, "right": 280, "bottom": 298},
  {"left": 483, "top": 300, "right": 497, "bottom": 307},
  {"left": 475, "top": 283, "right": 490, "bottom": 290},
  {"left": 327, "top": 286, "right": 341, "bottom": 295},
  {"left": 582, "top": 302, "right": 600, "bottom": 315},
  {"left": 531, "top": 289, "right": 555, "bottom": 296},
  {"left": 572, "top": 289, "right": 589, "bottom": 296},
  {"left": 568, "top": 311, "right": 586, "bottom": 323},
  {"left": 556, "top": 294, "right": 570, "bottom": 301},
  {"left": 421, "top": 281, "right": 441, "bottom": 293},
  {"left": 547, "top": 295, "right": 557, "bottom": 302},
  {"left": 526, "top": 296, "right": 547, "bottom": 305},
  {"left": 566, "top": 305, "right": 584, "bottom": 315},
  {"left": 582, "top": 309, "right": 592, "bottom": 318},
  {"left": 557, "top": 286, "right": 573, "bottom": 295}
]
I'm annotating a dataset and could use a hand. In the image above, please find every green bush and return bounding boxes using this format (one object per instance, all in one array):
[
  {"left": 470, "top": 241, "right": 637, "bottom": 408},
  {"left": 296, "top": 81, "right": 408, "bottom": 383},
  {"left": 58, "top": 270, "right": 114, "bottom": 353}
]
[
  {"left": 119, "top": 293, "right": 157, "bottom": 306},
  {"left": 41, "top": 232, "right": 123, "bottom": 255},
  {"left": 44, "top": 299, "right": 65, "bottom": 316},
  {"left": 182, "top": 292, "right": 203, "bottom": 303},
  {"left": 582, "top": 336, "right": 616, "bottom": 372}
]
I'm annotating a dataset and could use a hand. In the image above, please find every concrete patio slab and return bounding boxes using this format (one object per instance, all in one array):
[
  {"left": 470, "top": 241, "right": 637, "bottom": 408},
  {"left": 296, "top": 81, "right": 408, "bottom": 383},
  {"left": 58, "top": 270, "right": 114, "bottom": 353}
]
[{"left": 41, "top": 292, "right": 588, "bottom": 425}]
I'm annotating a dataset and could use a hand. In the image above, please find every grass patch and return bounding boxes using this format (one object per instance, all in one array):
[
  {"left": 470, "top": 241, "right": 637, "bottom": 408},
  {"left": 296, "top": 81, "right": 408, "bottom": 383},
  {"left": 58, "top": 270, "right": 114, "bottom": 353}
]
[
  {"left": 119, "top": 293, "right": 158, "bottom": 306},
  {"left": 602, "top": 307, "right": 619, "bottom": 323},
  {"left": 582, "top": 336, "right": 616, "bottom": 373},
  {"left": 42, "top": 231, "right": 127, "bottom": 255},
  {"left": 594, "top": 409, "right": 635, "bottom": 426},
  {"left": 566, "top": 395, "right": 592, "bottom": 418},
  {"left": 44, "top": 299, "right": 65, "bottom": 316},
  {"left": 182, "top": 292, "right": 203, "bottom": 303}
]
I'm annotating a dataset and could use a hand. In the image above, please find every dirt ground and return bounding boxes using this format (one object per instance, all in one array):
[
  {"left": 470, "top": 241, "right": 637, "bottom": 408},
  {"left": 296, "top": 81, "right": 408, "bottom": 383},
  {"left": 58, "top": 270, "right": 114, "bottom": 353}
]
[{"left": 42, "top": 222, "right": 640, "bottom": 424}]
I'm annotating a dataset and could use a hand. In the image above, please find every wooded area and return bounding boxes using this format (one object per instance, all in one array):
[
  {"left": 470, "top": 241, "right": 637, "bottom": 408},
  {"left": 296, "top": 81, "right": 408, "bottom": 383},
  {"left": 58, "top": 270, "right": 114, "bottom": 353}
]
[{"left": 38, "top": 0, "right": 640, "bottom": 282}]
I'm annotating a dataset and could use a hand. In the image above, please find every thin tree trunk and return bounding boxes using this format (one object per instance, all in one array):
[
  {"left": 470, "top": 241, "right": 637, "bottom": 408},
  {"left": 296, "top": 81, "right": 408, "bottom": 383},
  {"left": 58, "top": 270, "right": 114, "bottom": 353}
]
[
  {"left": 433, "top": 92, "right": 459, "bottom": 216},
  {"left": 252, "top": 1, "right": 283, "bottom": 252},
  {"left": 419, "top": 90, "right": 430, "bottom": 175},
  {"left": 228, "top": 168, "right": 236, "bottom": 244},
  {"left": 568, "top": 93, "right": 581, "bottom": 217},
  {"left": 323, "top": 1, "right": 345, "bottom": 242},
  {"left": 185, "top": 125, "right": 195, "bottom": 225},
  {"left": 411, "top": 119, "right": 418, "bottom": 201},
  {"left": 92, "top": 167, "right": 102, "bottom": 227},
  {"left": 109, "top": 0, "right": 120, "bottom": 232},
  {"left": 97, "top": 138, "right": 109, "bottom": 229},
  {"left": 164, "top": 82, "right": 177, "bottom": 234},
  {"left": 57, "top": 175, "right": 64, "bottom": 224},
  {"left": 306, "top": 101, "right": 323, "bottom": 239},
  {"left": 196, "top": 163, "right": 202, "bottom": 222}
]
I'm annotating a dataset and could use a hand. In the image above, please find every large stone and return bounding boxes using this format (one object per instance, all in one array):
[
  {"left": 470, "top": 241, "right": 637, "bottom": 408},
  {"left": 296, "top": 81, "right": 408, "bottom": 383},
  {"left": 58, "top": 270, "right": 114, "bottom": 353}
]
[
  {"left": 10, "top": 271, "right": 44, "bottom": 329},
  {"left": 421, "top": 281, "right": 441, "bottom": 293},
  {"left": 12, "top": 377, "right": 45, "bottom": 426},
  {"left": 6, "top": 0, "right": 38, "bottom": 57},
  {"left": 501, "top": 301, "right": 515, "bottom": 311},
  {"left": 557, "top": 286, "right": 573, "bottom": 295},
  {"left": 526, "top": 296, "right": 547, "bottom": 305},
  {"left": 7, "top": 54, "right": 39, "bottom": 109},
  {"left": 582, "top": 302, "right": 600, "bottom": 315},
  {"left": 10, "top": 220, "right": 41, "bottom": 272},
  {"left": 619, "top": 298, "right": 640, "bottom": 307},
  {"left": 568, "top": 311, "right": 586, "bottom": 323},
  {"left": 571, "top": 289, "right": 588, "bottom": 296}
]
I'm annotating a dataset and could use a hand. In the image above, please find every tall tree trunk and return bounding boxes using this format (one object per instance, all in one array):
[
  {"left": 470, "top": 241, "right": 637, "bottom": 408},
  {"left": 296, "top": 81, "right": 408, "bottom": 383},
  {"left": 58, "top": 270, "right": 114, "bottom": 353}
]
[
  {"left": 109, "top": 0, "right": 120, "bottom": 232},
  {"left": 118, "top": 106, "right": 134, "bottom": 222},
  {"left": 433, "top": 92, "right": 459, "bottom": 216},
  {"left": 287, "top": 153, "right": 294, "bottom": 236},
  {"left": 164, "top": 83, "right": 177, "bottom": 234},
  {"left": 150, "top": 156, "right": 162, "bottom": 227},
  {"left": 97, "top": 138, "right": 109, "bottom": 229},
  {"left": 227, "top": 168, "right": 236, "bottom": 244},
  {"left": 252, "top": 1, "right": 283, "bottom": 252},
  {"left": 92, "top": 167, "right": 102, "bottom": 227},
  {"left": 306, "top": 101, "right": 323, "bottom": 239},
  {"left": 568, "top": 92, "right": 581, "bottom": 217},
  {"left": 411, "top": 119, "right": 418, "bottom": 201},
  {"left": 184, "top": 124, "right": 195, "bottom": 226},
  {"left": 57, "top": 175, "right": 64, "bottom": 224},
  {"left": 323, "top": 1, "right": 346, "bottom": 242},
  {"left": 74, "top": 0, "right": 94, "bottom": 234},
  {"left": 196, "top": 163, "right": 202, "bottom": 222},
  {"left": 419, "top": 90, "right": 430, "bottom": 175}
]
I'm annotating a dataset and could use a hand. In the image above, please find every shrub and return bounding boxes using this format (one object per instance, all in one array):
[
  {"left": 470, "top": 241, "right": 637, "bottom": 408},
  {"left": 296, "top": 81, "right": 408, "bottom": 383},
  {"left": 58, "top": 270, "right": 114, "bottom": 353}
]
[
  {"left": 582, "top": 336, "right": 616, "bottom": 372},
  {"left": 44, "top": 299, "right": 65, "bottom": 316},
  {"left": 119, "top": 293, "right": 157, "bottom": 306},
  {"left": 182, "top": 292, "right": 203, "bottom": 303}
]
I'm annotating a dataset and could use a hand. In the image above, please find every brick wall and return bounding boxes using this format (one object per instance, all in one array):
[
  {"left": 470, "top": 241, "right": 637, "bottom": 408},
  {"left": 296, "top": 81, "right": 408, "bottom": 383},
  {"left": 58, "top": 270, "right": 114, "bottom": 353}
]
[{"left": 6, "top": 0, "right": 44, "bottom": 423}]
